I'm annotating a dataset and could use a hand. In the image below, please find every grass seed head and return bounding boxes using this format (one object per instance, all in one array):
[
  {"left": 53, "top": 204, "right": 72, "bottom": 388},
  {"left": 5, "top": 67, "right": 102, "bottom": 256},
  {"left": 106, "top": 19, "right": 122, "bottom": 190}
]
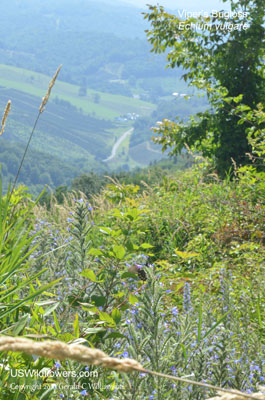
[
  {"left": 39, "top": 65, "right": 62, "bottom": 114},
  {"left": 0, "top": 100, "right": 11, "bottom": 136}
]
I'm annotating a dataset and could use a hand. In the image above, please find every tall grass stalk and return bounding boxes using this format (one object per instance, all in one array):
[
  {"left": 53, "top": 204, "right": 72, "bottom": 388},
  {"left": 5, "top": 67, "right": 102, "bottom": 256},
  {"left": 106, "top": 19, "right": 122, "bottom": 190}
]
[
  {"left": 0, "top": 100, "right": 11, "bottom": 136},
  {"left": 10, "top": 65, "right": 62, "bottom": 196}
]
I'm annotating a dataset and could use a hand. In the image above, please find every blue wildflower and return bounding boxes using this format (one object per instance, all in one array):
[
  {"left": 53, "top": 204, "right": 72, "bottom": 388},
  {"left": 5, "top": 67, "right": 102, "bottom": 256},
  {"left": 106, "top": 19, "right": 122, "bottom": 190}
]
[
  {"left": 172, "top": 307, "right": 178, "bottom": 316},
  {"left": 183, "top": 282, "right": 191, "bottom": 312}
]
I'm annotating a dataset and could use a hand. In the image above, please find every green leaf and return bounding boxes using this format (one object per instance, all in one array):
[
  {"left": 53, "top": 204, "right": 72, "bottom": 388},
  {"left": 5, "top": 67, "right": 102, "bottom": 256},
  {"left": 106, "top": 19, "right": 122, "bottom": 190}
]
[
  {"left": 105, "top": 332, "right": 126, "bottom": 340},
  {"left": 174, "top": 249, "right": 200, "bottom": 258},
  {"left": 140, "top": 243, "right": 154, "bottom": 249},
  {"left": 202, "top": 311, "right": 230, "bottom": 341},
  {"left": 43, "top": 302, "right": 59, "bottom": 317},
  {"left": 180, "top": 344, "right": 188, "bottom": 367},
  {"left": 12, "top": 314, "right": 30, "bottom": 336},
  {"left": 129, "top": 294, "right": 138, "bottom": 305},
  {"left": 111, "top": 229, "right": 122, "bottom": 238},
  {"left": 83, "top": 327, "right": 106, "bottom": 335},
  {"left": 121, "top": 272, "right": 137, "bottom": 279},
  {"left": 53, "top": 310, "right": 61, "bottom": 333},
  {"left": 91, "top": 295, "right": 106, "bottom": 307},
  {"left": 99, "top": 227, "right": 112, "bottom": 235},
  {"left": 47, "top": 326, "right": 57, "bottom": 336},
  {"left": 197, "top": 302, "right": 202, "bottom": 344},
  {"left": 125, "top": 240, "right": 134, "bottom": 251},
  {"left": 256, "top": 294, "right": 262, "bottom": 329},
  {"left": 80, "top": 269, "right": 97, "bottom": 282},
  {"left": 113, "top": 245, "right": 125, "bottom": 260},
  {"left": 112, "top": 209, "right": 122, "bottom": 217},
  {"left": 98, "top": 311, "right": 115, "bottom": 326},
  {"left": 88, "top": 248, "right": 103, "bottom": 256},
  {"left": 111, "top": 308, "right": 121, "bottom": 324},
  {"left": 58, "top": 333, "right": 74, "bottom": 342},
  {"left": 112, "top": 291, "right": 125, "bottom": 298},
  {"left": 40, "top": 388, "right": 56, "bottom": 400},
  {"left": 0, "top": 268, "right": 47, "bottom": 301},
  {"left": 0, "top": 278, "right": 62, "bottom": 320},
  {"left": 73, "top": 313, "right": 79, "bottom": 338}
]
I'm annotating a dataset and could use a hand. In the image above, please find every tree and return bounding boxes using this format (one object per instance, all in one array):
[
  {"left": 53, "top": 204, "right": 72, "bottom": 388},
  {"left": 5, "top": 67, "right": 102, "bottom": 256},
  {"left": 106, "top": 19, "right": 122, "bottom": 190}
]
[
  {"left": 93, "top": 93, "right": 101, "bottom": 104},
  {"left": 78, "top": 85, "right": 87, "bottom": 96},
  {"left": 30, "top": 167, "right": 40, "bottom": 185},
  {"left": 39, "top": 172, "right": 52, "bottom": 186},
  {"left": 71, "top": 173, "right": 105, "bottom": 198},
  {"left": 144, "top": 0, "right": 265, "bottom": 176},
  {"left": 78, "top": 77, "right": 87, "bottom": 96}
]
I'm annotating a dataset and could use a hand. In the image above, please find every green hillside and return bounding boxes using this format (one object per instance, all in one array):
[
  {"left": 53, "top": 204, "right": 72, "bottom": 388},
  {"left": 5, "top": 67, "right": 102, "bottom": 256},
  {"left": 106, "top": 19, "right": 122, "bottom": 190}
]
[
  {"left": 0, "top": 64, "right": 155, "bottom": 120},
  {"left": 0, "top": 64, "right": 158, "bottom": 191},
  {"left": 0, "top": 63, "right": 207, "bottom": 190}
]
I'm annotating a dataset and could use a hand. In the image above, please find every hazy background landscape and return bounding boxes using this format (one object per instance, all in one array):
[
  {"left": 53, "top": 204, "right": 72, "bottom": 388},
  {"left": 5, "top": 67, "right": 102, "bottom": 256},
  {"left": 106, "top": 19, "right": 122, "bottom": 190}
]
[{"left": 0, "top": 0, "right": 227, "bottom": 192}]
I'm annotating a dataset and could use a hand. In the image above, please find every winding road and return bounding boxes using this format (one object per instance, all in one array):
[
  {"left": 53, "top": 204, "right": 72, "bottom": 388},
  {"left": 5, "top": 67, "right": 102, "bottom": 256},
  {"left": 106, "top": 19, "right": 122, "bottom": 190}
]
[{"left": 103, "top": 128, "right": 134, "bottom": 162}]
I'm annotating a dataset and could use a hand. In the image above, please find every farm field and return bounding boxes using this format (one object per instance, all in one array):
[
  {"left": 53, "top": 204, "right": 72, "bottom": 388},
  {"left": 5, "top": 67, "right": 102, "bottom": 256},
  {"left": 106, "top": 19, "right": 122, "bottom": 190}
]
[
  {"left": 0, "top": 63, "right": 159, "bottom": 191},
  {"left": 0, "top": 64, "right": 155, "bottom": 120}
]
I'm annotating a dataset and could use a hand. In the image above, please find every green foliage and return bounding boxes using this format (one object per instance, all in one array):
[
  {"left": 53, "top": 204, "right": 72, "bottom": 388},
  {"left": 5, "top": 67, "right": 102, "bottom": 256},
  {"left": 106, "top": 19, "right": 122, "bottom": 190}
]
[
  {"left": 40, "top": 158, "right": 193, "bottom": 207},
  {"left": 0, "top": 184, "right": 56, "bottom": 330},
  {"left": 71, "top": 173, "right": 106, "bottom": 200},
  {"left": 144, "top": 0, "right": 265, "bottom": 176},
  {"left": 1, "top": 159, "right": 264, "bottom": 398},
  {"left": 232, "top": 102, "right": 265, "bottom": 202}
]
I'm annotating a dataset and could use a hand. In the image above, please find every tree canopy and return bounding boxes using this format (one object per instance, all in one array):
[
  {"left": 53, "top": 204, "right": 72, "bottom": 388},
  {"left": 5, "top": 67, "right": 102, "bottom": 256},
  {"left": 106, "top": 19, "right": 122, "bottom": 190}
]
[{"left": 144, "top": 0, "right": 265, "bottom": 176}]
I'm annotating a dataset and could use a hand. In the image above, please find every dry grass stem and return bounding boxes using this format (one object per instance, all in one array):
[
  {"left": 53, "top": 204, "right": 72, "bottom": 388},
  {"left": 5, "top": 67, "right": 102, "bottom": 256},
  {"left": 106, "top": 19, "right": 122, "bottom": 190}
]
[
  {"left": 207, "top": 390, "right": 265, "bottom": 400},
  {"left": 0, "top": 336, "right": 143, "bottom": 372},
  {"left": 39, "top": 65, "right": 62, "bottom": 113},
  {"left": 146, "top": 369, "right": 264, "bottom": 400},
  {"left": 10, "top": 65, "right": 62, "bottom": 196},
  {"left": 184, "top": 142, "right": 194, "bottom": 156},
  {"left": 0, "top": 336, "right": 263, "bottom": 400},
  {"left": 231, "top": 157, "right": 238, "bottom": 174},
  {"left": 0, "top": 100, "right": 11, "bottom": 135}
]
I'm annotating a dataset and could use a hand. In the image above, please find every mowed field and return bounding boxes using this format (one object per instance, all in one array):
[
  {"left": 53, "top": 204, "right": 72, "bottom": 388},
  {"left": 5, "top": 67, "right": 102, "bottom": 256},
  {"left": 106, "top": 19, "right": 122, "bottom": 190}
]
[
  {"left": 0, "top": 64, "right": 158, "bottom": 172},
  {"left": 0, "top": 86, "right": 113, "bottom": 163},
  {"left": 0, "top": 64, "right": 155, "bottom": 120}
]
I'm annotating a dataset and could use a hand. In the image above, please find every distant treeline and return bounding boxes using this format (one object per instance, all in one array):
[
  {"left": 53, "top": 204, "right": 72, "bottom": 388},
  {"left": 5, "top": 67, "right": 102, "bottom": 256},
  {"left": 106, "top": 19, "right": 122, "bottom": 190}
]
[
  {"left": 0, "top": 141, "right": 80, "bottom": 195},
  {"left": 39, "top": 156, "right": 193, "bottom": 207},
  {"left": 0, "top": 0, "right": 178, "bottom": 98}
]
